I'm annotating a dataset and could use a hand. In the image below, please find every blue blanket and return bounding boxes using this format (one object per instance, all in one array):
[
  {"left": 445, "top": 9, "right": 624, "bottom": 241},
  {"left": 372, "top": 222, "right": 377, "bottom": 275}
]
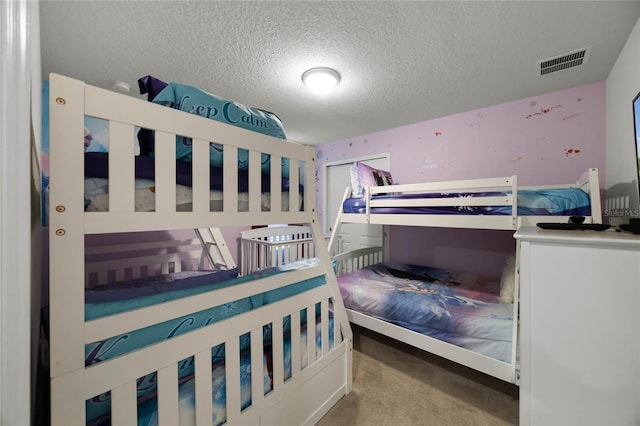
[
  {"left": 343, "top": 188, "right": 591, "bottom": 216},
  {"left": 337, "top": 262, "right": 513, "bottom": 362}
]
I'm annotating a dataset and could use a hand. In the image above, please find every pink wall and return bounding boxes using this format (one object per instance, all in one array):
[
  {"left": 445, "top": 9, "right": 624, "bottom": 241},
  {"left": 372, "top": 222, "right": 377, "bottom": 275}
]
[{"left": 315, "top": 81, "right": 606, "bottom": 276}]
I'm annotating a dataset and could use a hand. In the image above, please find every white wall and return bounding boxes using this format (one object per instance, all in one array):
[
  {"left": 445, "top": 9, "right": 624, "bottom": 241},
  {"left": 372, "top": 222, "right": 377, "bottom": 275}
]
[
  {"left": 606, "top": 15, "right": 640, "bottom": 225},
  {"left": 0, "top": 0, "right": 41, "bottom": 425}
]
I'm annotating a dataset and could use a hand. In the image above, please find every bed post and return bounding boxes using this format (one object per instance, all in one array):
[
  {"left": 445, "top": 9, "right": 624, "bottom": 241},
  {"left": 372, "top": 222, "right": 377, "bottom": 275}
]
[{"left": 48, "top": 73, "right": 89, "bottom": 424}]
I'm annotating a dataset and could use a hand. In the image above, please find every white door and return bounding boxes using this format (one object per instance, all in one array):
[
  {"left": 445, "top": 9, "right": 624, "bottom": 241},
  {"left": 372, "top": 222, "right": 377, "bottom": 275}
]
[{"left": 324, "top": 155, "right": 390, "bottom": 253}]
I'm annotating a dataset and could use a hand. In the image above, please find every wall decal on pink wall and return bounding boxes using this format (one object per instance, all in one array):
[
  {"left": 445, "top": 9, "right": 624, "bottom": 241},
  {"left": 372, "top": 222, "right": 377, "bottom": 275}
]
[
  {"left": 314, "top": 81, "right": 605, "bottom": 276},
  {"left": 525, "top": 105, "right": 562, "bottom": 119},
  {"left": 422, "top": 160, "right": 439, "bottom": 170},
  {"left": 562, "top": 113, "right": 580, "bottom": 121}
]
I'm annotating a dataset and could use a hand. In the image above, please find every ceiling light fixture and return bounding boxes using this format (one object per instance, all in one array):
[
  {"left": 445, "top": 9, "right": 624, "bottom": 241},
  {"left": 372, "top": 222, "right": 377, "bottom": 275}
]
[
  {"left": 302, "top": 67, "right": 341, "bottom": 95},
  {"left": 112, "top": 80, "right": 131, "bottom": 93}
]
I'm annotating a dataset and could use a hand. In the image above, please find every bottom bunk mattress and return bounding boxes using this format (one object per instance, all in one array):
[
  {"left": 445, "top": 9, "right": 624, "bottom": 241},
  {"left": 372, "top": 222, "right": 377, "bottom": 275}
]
[{"left": 336, "top": 262, "right": 513, "bottom": 362}]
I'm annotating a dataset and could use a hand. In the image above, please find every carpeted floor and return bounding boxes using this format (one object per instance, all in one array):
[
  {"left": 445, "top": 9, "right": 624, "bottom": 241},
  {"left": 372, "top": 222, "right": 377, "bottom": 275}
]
[{"left": 317, "top": 325, "right": 519, "bottom": 426}]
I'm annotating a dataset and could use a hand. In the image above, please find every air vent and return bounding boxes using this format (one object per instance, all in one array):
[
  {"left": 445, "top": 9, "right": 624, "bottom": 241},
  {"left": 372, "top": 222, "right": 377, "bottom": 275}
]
[{"left": 537, "top": 46, "right": 591, "bottom": 77}]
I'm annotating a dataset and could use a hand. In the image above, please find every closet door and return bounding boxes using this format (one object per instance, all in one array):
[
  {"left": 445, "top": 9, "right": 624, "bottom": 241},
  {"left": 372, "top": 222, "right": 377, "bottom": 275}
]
[{"left": 324, "top": 155, "right": 389, "bottom": 253}]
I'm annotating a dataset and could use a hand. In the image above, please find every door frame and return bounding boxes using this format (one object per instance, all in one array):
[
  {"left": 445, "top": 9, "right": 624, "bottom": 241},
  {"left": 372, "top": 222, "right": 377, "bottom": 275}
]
[{"left": 322, "top": 153, "right": 390, "bottom": 253}]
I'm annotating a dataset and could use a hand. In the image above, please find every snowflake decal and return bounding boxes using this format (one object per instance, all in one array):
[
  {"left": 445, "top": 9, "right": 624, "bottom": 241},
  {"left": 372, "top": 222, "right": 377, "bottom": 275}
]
[{"left": 221, "top": 302, "right": 237, "bottom": 316}]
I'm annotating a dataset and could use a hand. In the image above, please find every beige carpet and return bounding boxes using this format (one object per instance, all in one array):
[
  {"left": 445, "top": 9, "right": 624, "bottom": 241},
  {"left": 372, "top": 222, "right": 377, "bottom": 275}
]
[{"left": 317, "top": 325, "right": 519, "bottom": 426}]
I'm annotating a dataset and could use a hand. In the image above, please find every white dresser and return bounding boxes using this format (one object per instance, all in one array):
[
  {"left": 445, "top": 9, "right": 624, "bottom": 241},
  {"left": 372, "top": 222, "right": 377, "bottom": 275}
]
[{"left": 514, "top": 227, "right": 640, "bottom": 426}]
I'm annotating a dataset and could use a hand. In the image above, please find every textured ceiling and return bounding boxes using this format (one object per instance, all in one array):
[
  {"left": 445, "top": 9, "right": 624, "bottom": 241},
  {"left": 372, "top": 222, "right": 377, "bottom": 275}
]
[{"left": 40, "top": 1, "right": 640, "bottom": 145}]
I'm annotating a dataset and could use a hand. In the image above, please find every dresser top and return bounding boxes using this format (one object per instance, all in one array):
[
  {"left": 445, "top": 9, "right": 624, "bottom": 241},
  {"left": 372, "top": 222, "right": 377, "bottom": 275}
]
[{"left": 514, "top": 226, "right": 640, "bottom": 249}]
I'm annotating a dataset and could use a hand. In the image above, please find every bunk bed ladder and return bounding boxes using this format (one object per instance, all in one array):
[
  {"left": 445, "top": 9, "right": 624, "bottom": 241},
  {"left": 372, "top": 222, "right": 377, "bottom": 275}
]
[
  {"left": 328, "top": 187, "right": 351, "bottom": 255},
  {"left": 194, "top": 228, "right": 237, "bottom": 270}
]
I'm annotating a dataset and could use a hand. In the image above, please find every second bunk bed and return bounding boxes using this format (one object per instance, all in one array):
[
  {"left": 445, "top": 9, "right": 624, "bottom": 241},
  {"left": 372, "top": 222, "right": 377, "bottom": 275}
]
[{"left": 240, "top": 161, "right": 604, "bottom": 385}]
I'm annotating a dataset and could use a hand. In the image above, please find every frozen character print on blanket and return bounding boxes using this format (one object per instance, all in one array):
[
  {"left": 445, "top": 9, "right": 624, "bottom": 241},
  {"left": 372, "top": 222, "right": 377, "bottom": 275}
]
[{"left": 385, "top": 266, "right": 461, "bottom": 287}]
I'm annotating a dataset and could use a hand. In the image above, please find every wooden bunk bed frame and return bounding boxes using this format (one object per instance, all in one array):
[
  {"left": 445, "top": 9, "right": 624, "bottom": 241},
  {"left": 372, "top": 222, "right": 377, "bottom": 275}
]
[
  {"left": 330, "top": 169, "right": 602, "bottom": 232},
  {"left": 47, "top": 73, "right": 352, "bottom": 425},
  {"left": 326, "top": 168, "right": 602, "bottom": 384},
  {"left": 240, "top": 168, "right": 603, "bottom": 385}
]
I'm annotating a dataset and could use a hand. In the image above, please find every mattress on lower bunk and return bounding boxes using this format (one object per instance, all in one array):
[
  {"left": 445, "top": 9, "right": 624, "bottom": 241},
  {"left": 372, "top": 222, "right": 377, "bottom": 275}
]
[
  {"left": 46, "top": 258, "right": 331, "bottom": 424},
  {"left": 336, "top": 262, "right": 513, "bottom": 362},
  {"left": 84, "top": 258, "right": 324, "bottom": 358},
  {"left": 83, "top": 152, "right": 302, "bottom": 212},
  {"left": 342, "top": 187, "right": 591, "bottom": 216}
]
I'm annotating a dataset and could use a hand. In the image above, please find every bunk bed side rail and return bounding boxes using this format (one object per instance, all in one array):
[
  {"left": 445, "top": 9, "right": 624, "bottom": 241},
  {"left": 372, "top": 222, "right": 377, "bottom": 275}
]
[
  {"left": 333, "top": 246, "right": 384, "bottom": 275},
  {"left": 368, "top": 175, "right": 516, "bottom": 195}
]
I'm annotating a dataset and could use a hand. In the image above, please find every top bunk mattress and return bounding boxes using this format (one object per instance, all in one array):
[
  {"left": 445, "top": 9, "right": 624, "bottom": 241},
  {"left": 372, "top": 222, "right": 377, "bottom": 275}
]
[
  {"left": 83, "top": 152, "right": 301, "bottom": 212},
  {"left": 342, "top": 187, "right": 591, "bottom": 216}
]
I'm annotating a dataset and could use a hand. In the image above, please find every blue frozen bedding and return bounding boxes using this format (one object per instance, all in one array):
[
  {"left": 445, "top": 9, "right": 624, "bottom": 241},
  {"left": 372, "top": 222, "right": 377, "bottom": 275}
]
[
  {"left": 88, "top": 317, "right": 334, "bottom": 426},
  {"left": 342, "top": 188, "right": 591, "bottom": 216},
  {"left": 79, "top": 258, "right": 326, "bottom": 424},
  {"left": 337, "top": 262, "right": 513, "bottom": 362},
  {"left": 84, "top": 152, "right": 298, "bottom": 194}
]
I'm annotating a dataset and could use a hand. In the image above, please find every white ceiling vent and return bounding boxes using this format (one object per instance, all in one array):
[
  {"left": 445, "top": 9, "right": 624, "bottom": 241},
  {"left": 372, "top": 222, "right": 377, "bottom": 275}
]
[{"left": 536, "top": 46, "right": 592, "bottom": 77}]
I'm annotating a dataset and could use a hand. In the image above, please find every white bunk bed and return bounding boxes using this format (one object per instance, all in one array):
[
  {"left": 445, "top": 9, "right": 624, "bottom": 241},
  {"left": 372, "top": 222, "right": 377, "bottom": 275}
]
[
  {"left": 331, "top": 167, "right": 602, "bottom": 232},
  {"left": 240, "top": 167, "right": 603, "bottom": 385},
  {"left": 325, "top": 167, "right": 603, "bottom": 385},
  {"left": 47, "top": 73, "right": 351, "bottom": 425}
]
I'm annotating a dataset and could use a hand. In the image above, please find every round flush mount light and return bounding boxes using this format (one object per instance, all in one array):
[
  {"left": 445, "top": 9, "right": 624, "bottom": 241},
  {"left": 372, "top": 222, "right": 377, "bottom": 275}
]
[
  {"left": 302, "top": 67, "right": 341, "bottom": 95},
  {"left": 111, "top": 80, "right": 131, "bottom": 93}
]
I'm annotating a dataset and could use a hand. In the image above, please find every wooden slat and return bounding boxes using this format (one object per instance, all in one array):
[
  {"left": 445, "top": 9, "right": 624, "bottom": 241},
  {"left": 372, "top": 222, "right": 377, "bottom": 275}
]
[
  {"left": 291, "top": 310, "right": 301, "bottom": 378},
  {"left": 226, "top": 337, "right": 241, "bottom": 423},
  {"left": 249, "top": 150, "right": 261, "bottom": 213},
  {"left": 272, "top": 317, "right": 284, "bottom": 392},
  {"left": 154, "top": 131, "right": 177, "bottom": 212},
  {"left": 251, "top": 326, "right": 265, "bottom": 404},
  {"left": 111, "top": 380, "right": 137, "bottom": 425},
  {"left": 192, "top": 138, "right": 211, "bottom": 213},
  {"left": 157, "top": 364, "right": 179, "bottom": 425},
  {"left": 194, "top": 349, "right": 214, "bottom": 426},
  {"left": 270, "top": 154, "right": 282, "bottom": 213},
  {"left": 107, "top": 121, "right": 135, "bottom": 212},
  {"left": 223, "top": 146, "right": 238, "bottom": 213},
  {"left": 289, "top": 159, "right": 300, "bottom": 212},
  {"left": 307, "top": 304, "right": 316, "bottom": 367},
  {"left": 321, "top": 299, "right": 329, "bottom": 357}
]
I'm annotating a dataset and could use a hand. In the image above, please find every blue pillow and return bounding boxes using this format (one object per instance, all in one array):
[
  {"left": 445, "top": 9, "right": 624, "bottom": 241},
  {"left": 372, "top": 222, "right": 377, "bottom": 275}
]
[{"left": 150, "top": 81, "right": 290, "bottom": 178}]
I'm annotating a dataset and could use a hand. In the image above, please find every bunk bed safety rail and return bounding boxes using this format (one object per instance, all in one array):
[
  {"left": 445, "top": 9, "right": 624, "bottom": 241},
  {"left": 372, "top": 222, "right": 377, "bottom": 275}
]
[
  {"left": 333, "top": 246, "right": 384, "bottom": 275},
  {"left": 366, "top": 175, "right": 519, "bottom": 227},
  {"left": 240, "top": 226, "right": 316, "bottom": 275}
]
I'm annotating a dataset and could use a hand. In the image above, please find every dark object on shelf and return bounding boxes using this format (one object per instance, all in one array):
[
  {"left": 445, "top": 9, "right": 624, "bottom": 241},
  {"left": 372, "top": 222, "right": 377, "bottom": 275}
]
[
  {"left": 619, "top": 218, "right": 640, "bottom": 234},
  {"left": 536, "top": 222, "right": 611, "bottom": 231}
]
